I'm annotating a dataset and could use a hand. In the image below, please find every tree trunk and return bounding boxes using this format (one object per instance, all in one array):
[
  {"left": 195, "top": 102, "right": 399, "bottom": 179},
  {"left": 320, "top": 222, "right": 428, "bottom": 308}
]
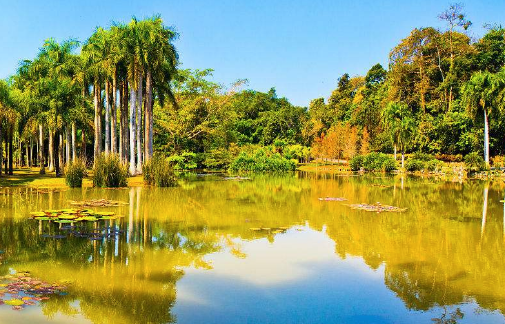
[
  {"left": 484, "top": 109, "right": 490, "bottom": 166},
  {"left": 58, "top": 133, "right": 63, "bottom": 173},
  {"left": 39, "top": 124, "right": 45, "bottom": 174},
  {"left": 394, "top": 145, "right": 397, "bottom": 161},
  {"left": 136, "top": 73, "right": 143, "bottom": 174},
  {"left": 29, "top": 137, "right": 32, "bottom": 168},
  {"left": 0, "top": 125, "right": 3, "bottom": 175},
  {"left": 65, "top": 125, "right": 70, "bottom": 165},
  {"left": 105, "top": 80, "right": 110, "bottom": 155},
  {"left": 111, "top": 75, "right": 118, "bottom": 154},
  {"left": 129, "top": 81, "right": 137, "bottom": 175},
  {"left": 401, "top": 151, "right": 405, "bottom": 169},
  {"left": 25, "top": 142, "right": 29, "bottom": 169},
  {"left": 72, "top": 122, "right": 76, "bottom": 162},
  {"left": 8, "top": 129, "right": 13, "bottom": 175},
  {"left": 81, "top": 131, "right": 86, "bottom": 160},
  {"left": 54, "top": 130, "right": 62, "bottom": 177},
  {"left": 144, "top": 70, "right": 153, "bottom": 161},
  {"left": 94, "top": 80, "right": 103, "bottom": 160},
  {"left": 48, "top": 131, "right": 54, "bottom": 171}
]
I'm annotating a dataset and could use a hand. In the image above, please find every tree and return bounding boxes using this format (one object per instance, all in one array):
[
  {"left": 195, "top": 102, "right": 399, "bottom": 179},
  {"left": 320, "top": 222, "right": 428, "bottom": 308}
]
[
  {"left": 382, "top": 102, "right": 416, "bottom": 168},
  {"left": 461, "top": 71, "right": 499, "bottom": 166}
]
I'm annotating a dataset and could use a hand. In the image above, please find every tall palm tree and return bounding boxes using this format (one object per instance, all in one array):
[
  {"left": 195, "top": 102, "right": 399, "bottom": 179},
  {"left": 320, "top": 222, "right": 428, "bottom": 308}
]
[
  {"left": 462, "top": 71, "right": 499, "bottom": 166},
  {"left": 382, "top": 102, "right": 416, "bottom": 168}
]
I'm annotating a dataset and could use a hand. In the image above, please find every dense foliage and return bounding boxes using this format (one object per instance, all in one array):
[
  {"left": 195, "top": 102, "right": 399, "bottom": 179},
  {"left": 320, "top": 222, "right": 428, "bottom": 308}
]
[
  {"left": 0, "top": 5, "right": 505, "bottom": 177},
  {"left": 64, "top": 159, "right": 87, "bottom": 187},
  {"left": 228, "top": 149, "right": 296, "bottom": 172},
  {"left": 92, "top": 154, "right": 129, "bottom": 187},
  {"left": 143, "top": 154, "right": 177, "bottom": 187}
]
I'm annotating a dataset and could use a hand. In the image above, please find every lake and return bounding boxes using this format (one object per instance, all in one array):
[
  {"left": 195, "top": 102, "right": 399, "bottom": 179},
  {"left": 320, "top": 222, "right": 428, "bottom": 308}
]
[{"left": 0, "top": 173, "right": 504, "bottom": 324}]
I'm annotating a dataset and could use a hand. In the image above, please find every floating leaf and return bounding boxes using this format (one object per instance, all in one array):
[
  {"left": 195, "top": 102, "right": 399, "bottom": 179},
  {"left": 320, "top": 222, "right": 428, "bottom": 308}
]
[{"left": 5, "top": 299, "right": 24, "bottom": 306}]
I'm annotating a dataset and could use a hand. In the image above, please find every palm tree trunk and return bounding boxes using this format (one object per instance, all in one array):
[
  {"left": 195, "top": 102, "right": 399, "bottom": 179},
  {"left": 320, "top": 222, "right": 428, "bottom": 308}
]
[
  {"left": 48, "top": 131, "right": 54, "bottom": 172},
  {"left": 394, "top": 145, "right": 397, "bottom": 161},
  {"left": 65, "top": 125, "right": 70, "bottom": 165},
  {"left": 111, "top": 75, "right": 118, "bottom": 154},
  {"left": 484, "top": 109, "right": 490, "bottom": 166},
  {"left": 58, "top": 133, "right": 63, "bottom": 173},
  {"left": 25, "top": 142, "right": 29, "bottom": 168},
  {"left": 401, "top": 150, "right": 405, "bottom": 169},
  {"left": 72, "top": 122, "right": 76, "bottom": 162},
  {"left": 119, "top": 80, "right": 124, "bottom": 161},
  {"left": 54, "top": 130, "right": 61, "bottom": 177},
  {"left": 28, "top": 137, "right": 32, "bottom": 168},
  {"left": 136, "top": 73, "right": 143, "bottom": 173},
  {"left": 81, "top": 131, "right": 86, "bottom": 160},
  {"left": 129, "top": 81, "right": 137, "bottom": 175},
  {"left": 8, "top": 128, "right": 13, "bottom": 175},
  {"left": 94, "top": 80, "right": 101, "bottom": 161},
  {"left": 144, "top": 70, "right": 153, "bottom": 161},
  {"left": 0, "top": 125, "right": 3, "bottom": 175},
  {"left": 105, "top": 80, "right": 110, "bottom": 155},
  {"left": 39, "top": 124, "right": 45, "bottom": 174}
]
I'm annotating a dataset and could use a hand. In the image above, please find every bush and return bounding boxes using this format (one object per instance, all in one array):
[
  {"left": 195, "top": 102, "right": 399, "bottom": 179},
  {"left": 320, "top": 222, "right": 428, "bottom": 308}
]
[
  {"left": 65, "top": 159, "right": 87, "bottom": 188},
  {"left": 359, "top": 152, "right": 397, "bottom": 172},
  {"left": 412, "top": 152, "right": 434, "bottom": 161},
  {"left": 464, "top": 152, "right": 486, "bottom": 172},
  {"left": 349, "top": 155, "right": 364, "bottom": 171},
  {"left": 143, "top": 154, "right": 177, "bottom": 187},
  {"left": 406, "top": 159, "right": 425, "bottom": 172},
  {"left": 426, "top": 159, "right": 444, "bottom": 172},
  {"left": 492, "top": 156, "right": 505, "bottom": 168},
  {"left": 229, "top": 149, "right": 296, "bottom": 172},
  {"left": 92, "top": 153, "right": 129, "bottom": 188},
  {"left": 168, "top": 152, "right": 199, "bottom": 170},
  {"left": 435, "top": 154, "right": 463, "bottom": 162}
]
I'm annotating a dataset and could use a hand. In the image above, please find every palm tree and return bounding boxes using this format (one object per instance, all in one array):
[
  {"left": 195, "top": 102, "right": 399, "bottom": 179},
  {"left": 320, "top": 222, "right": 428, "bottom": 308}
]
[
  {"left": 382, "top": 102, "right": 416, "bottom": 168},
  {"left": 462, "top": 71, "right": 497, "bottom": 166}
]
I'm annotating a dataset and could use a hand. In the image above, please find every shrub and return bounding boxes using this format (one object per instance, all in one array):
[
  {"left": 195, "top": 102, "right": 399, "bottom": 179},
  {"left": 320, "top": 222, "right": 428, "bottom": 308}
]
[
  {"left": 168, "top": 152, "right": 199, "bottom": 170},
  {"left": 464, "top": 152, "right": 486, "bottom": 172},
  {"left": 143, "top": 154, "right": 177, "bottom": 187},
  {"left": 406, "top": 159, "right": 425, "bottom": 172},
  {"left": 229, "top": 149, "right": 296, "bottom": 172},
  {"left": 65, "top": 159, "right": 87, "bottom": 188},
  {"left": 92, "top": 153, "right": 129, "bottom": 188},
  {"left": 349, "top": 155, "right": 364, "bottom": 171},
  {"left": 492, "top": 156, "right": 505, "bottom": 168},
  {"left": 361, "top": 152, "right": 397, "bottom": 172},
  {"left": 412, "top": 152, "right": 434, "bottom": 161},
  {"left": 426, "top": 159, "right": 445, "bottom": 172},
  {"left": 434, "top": 154, "right": 463, "bottom": 162}
]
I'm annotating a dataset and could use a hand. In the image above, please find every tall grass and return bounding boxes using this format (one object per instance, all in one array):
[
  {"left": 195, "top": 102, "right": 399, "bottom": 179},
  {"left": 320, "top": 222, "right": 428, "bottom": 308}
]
[
  {"left": 143, "top": 154, "right": 177, "bottom": 187},
  {"left": 92, "top": 153, "right": 129, "bottom": 188},
  {"left": 65, "top": 159, "right": 87, "bottom": 188}
]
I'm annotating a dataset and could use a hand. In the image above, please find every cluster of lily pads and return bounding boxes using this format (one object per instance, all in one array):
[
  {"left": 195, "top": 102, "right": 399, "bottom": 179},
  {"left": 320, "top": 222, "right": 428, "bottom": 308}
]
[
  {"left": 69, "top": 199, "right": 128, "bottom": 207},
  {"left": 0, "top": 272, "right": 67, "bottom": 311},
  {"left": 318, "top": 197, "right": 347, "bottom": 201},
  {"left": 250, "top": 227, "right": 289, "bottom": 234},
  {"left": 347, "top": 202, "right": 407, "bottom": 213},
  {"left": 30, "top": 209, "right": 121, "bottom": 223}
]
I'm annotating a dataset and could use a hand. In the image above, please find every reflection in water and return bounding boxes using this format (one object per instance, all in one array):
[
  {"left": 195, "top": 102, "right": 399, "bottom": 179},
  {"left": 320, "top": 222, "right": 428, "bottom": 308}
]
[{"left": 0, "top": 174, "right": 504, "bottom": 323}]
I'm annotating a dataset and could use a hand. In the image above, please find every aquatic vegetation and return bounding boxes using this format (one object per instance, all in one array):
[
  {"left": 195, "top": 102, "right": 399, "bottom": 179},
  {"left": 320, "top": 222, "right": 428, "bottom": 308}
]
[
  {"left": 346, "top": 202, "right": 407, "bottom": 213},
  {"left": 318, "top": 197, "right": 347, "bottom": 201},
  {"left": 29, "top": 209, "right": 122, "bottom": 223},
  {"left": 69, "top": 199, "right": 128, "bottom": 207},
  {"left": 64, "top": 159, "right": 87, "bottom": 187},
  {"left": 249, "top": 227, "right": 289, "bottom": 233},
  {"left": 0, "top": 272, "right": 67, "bottom": 311},
  {"left": 223, "top": 176, "right": 251, "bottom": 181},
  {"left": 92, "top": 153, "right": 129, "bottom": 188},
  {"left": 143, "top": 154, "right": 178, "bottom": 187}
]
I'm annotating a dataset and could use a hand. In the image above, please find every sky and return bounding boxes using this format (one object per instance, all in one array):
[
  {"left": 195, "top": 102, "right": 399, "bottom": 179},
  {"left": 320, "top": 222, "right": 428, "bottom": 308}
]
[{"left": 1, "top": 0, "right": 504, "bottom": 107}]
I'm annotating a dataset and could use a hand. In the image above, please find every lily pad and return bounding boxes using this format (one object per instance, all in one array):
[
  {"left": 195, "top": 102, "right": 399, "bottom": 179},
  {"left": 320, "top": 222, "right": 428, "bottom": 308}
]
[{"left": 5, "top": 299, "right": 24, "bottom": 306}]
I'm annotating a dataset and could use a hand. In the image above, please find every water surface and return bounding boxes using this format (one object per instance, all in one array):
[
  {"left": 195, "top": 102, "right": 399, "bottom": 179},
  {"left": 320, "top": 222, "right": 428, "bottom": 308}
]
[{"left": 0, "top": 173, "right": 504, "bottom": 324}]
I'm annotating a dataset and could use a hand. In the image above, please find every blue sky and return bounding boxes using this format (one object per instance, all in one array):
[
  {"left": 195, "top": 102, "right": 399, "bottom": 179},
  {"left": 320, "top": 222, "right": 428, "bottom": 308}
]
[{"left": 1, "top": 0, "right": 504, "bottom": 106}]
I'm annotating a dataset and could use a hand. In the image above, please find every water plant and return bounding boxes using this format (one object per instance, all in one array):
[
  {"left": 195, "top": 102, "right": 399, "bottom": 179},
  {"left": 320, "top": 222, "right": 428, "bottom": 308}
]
[
  {"left": 143, "top": 154, "right": 178, "bottom": 187},
  {"left": 64, "top": 159, "right": 87, "bottom": 188},
  {"left": 92, "top": 153, "right": 129, "bottom": 188}
]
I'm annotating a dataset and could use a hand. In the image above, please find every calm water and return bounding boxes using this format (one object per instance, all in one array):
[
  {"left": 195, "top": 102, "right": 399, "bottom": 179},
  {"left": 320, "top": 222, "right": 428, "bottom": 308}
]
[{"left": 0, "top": 173, "right": 505, "bottom": 324}]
